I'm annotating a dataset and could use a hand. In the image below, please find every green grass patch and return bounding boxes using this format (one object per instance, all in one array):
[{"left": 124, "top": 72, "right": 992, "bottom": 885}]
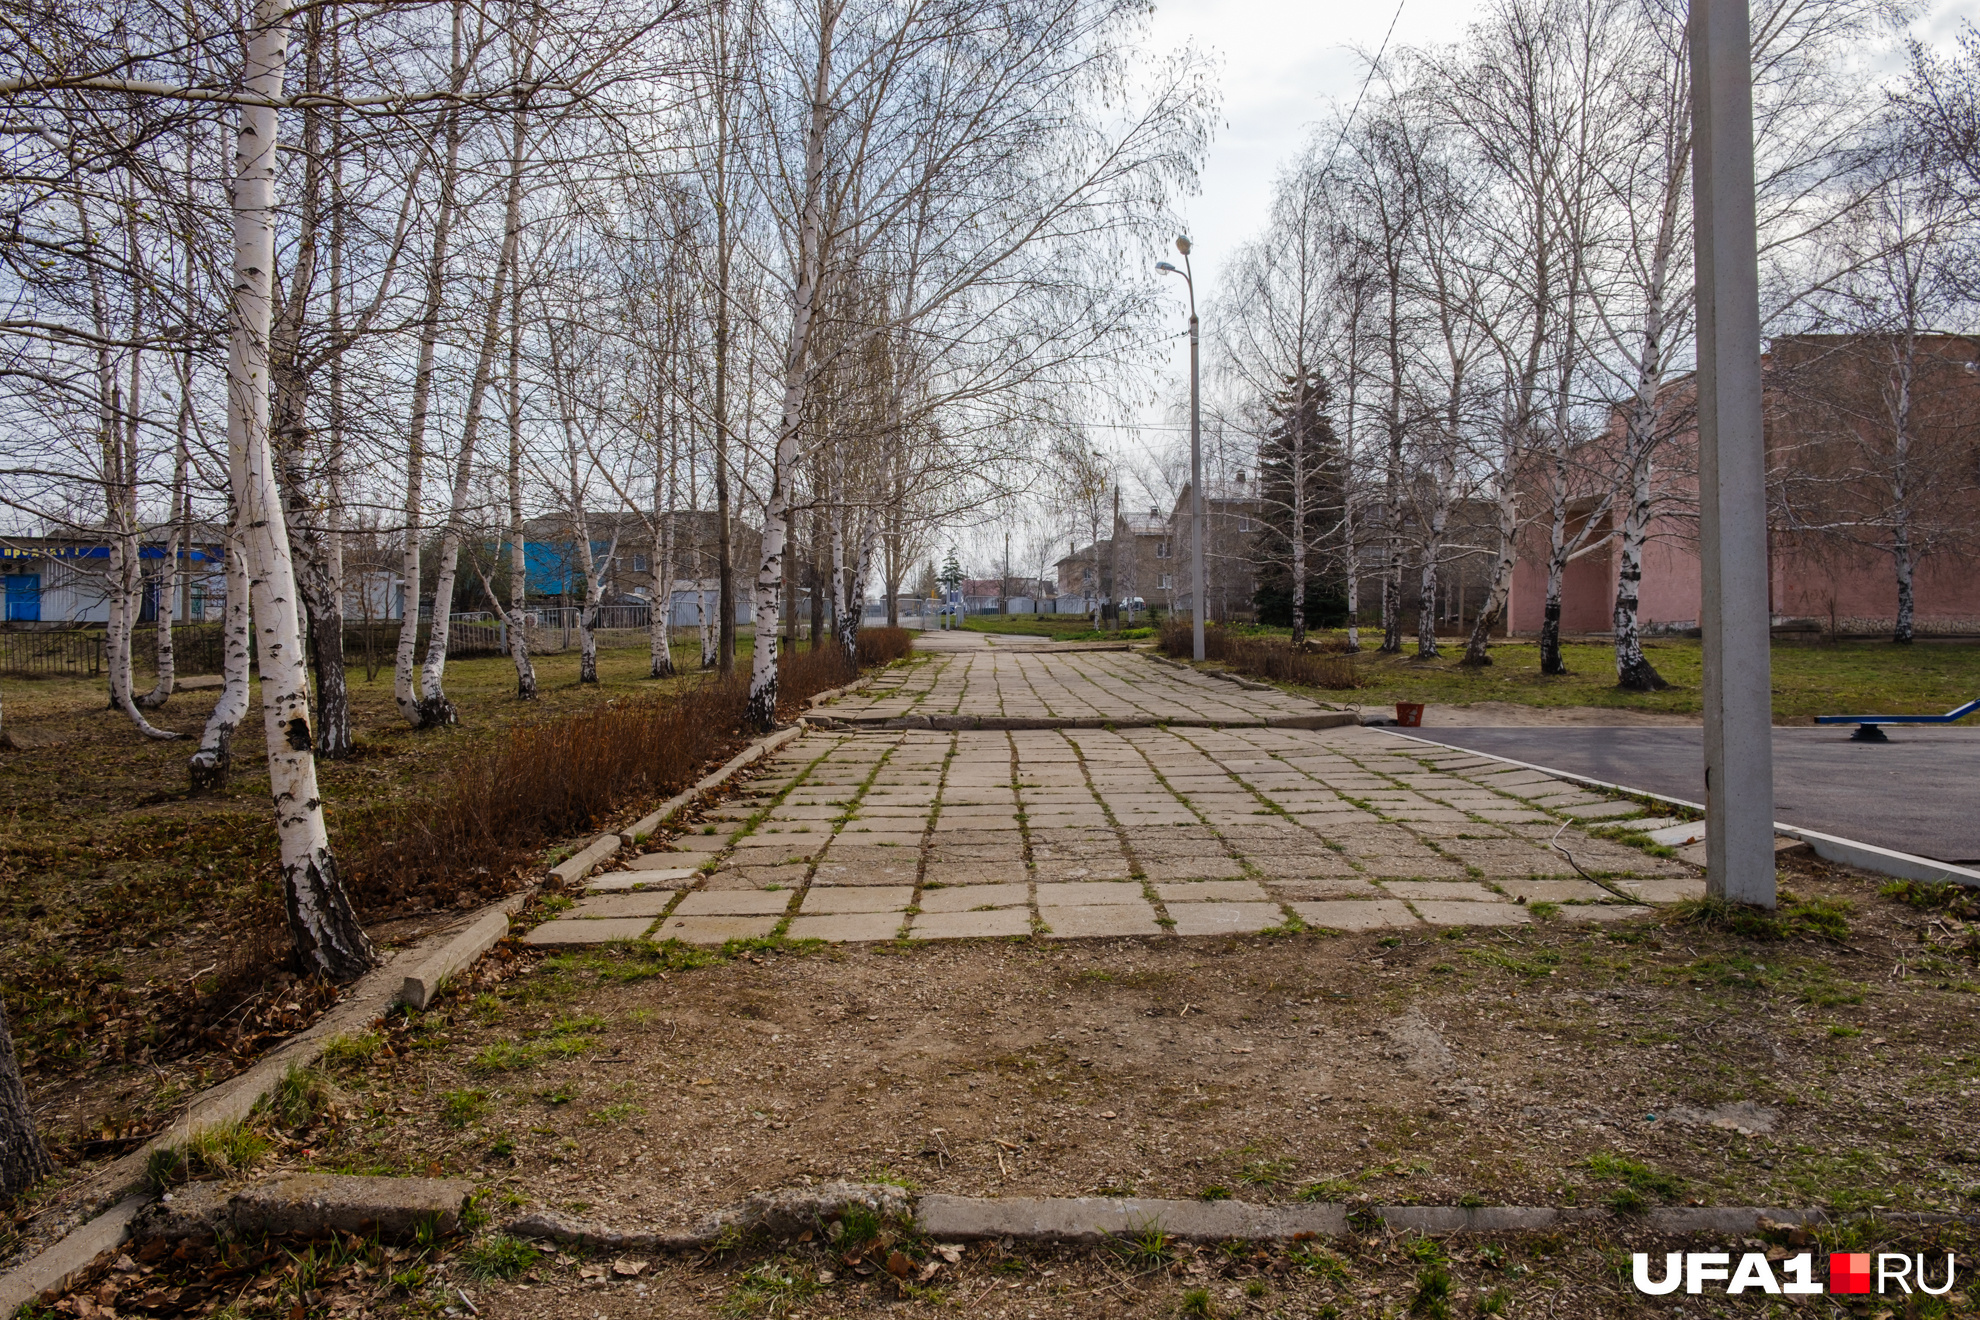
[
  {"left": 1585, "top": 1151, "right": 1684, "bottom": 1212},
  {"left": 719, "top": 1256, "right": 821, "bottom": 1317},
  {"left": 458, "top": 1234, "right": 541, "bottom": 1281},
  {"left": 1665, "top": 891, "right": 1853, "bottom": 942},
  {"left": 1108, "top": 1221, "right": 1177, "bottom": 1267},
  {"left": 1313, "top": 634, "right": 1980, "bottom": 723},
  {"left": 146, "top": 1119, "right": 272, "bottom": 1188},
  {"left": 1880, "top": 879, "right": 1980, "bottom": 922},
  {"left": 1462, "top": 948, "right": 1562, "bottom": 978},
  {"left": 263, "top": 1064, "right": 338, "bottom": 1130},
  {"left": 440, "top": 1088, "right": 490, "bottom": 1128},
  {"left": 319, "top": 1031, "right": 385, "bottom": 1072}
]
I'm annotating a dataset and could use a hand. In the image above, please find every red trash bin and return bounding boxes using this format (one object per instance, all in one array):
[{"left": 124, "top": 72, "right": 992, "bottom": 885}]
[{"left": 1395, "top": 702, "right": 1424, "bottom": 727}]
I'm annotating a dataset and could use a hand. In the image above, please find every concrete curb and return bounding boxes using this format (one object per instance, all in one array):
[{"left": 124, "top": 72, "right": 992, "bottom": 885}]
[
  {"left": 811, "top": 713, "right": 1359, "bottom": 733},
  {"left": 0, "top": 677, "right": 869, "bottom": 1308},
  {"left": 1382, "top": 730, "right": 1980, "bottom": 890},
  {"left": 507, "top": 1181, "right": 913, "bottom": 1253},
  {"left": 917, "top": 1194, "right": 1348, "bottom": 1242},
  {"left": 398, "top": 894, "right": 533, "bottom": 1010},
  {"left": 502, "top": 1193, "right": 1952, "bottom": 1258},
  {"left": 550, "top": 833, "right": 623, "bottom": 885},
  {"left": 0, "top": 944, "right": 423, "bottom": 1306},
  {"left": 621, "top": 723, "right": 806, "bottom": 845},
  {"left": 0, "top": 1195, "right": 145, "bottom": 1318}
]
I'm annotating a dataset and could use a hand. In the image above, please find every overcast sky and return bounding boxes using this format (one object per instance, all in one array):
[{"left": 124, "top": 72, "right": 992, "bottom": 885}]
[
  {"left": 947, "top": 0, "right": 1980, "bottom": 570},
  {"left": 1142, "top": 0, "right": 1978, "bottom": 321}
]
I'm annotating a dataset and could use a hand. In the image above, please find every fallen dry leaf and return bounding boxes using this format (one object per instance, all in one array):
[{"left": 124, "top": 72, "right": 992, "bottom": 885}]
[
  {"left": 611, "top": 1259, "right": 646, "bottom": 1277},
  {"left": 885, "top": 1251, "right": 911, "bottom": 1279}
]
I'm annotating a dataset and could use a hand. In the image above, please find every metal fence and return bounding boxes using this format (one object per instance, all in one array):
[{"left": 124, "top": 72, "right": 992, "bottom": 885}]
[
  {"left": 0, "top": 629, "right": 102, "bottom": 676},
  {"left": 133, "top": 625, "right": 227, "bottom": 675}
]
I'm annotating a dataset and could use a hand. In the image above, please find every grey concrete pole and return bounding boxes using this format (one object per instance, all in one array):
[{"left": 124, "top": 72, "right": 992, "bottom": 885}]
[
  {"left": 1189, "top": 310, "right": 1205, "bottom": 661},
  {"left": 1690, "top": 0, "right": 1776, "bottom": 907}
]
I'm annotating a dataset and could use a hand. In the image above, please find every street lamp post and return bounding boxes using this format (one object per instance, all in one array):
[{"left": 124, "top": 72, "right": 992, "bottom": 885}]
[{"left": 1158, "top": 237, "right": 1205, "bottom": 662}]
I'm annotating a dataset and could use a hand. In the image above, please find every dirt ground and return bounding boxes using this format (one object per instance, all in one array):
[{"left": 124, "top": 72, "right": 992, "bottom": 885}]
[
  {"left": 42, "top": 1211, "right": 1980, "bottom": 1318},
  {"left": 100, "top": 845, "right": 1952, "bottom": 1317}
]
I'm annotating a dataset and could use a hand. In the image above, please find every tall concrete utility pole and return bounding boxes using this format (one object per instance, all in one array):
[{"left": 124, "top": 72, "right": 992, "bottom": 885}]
[
  {"left": 1157, "top": 238, "right": 1205, "bottom": 660},
  {"left": 1690, "top": 0, "right": 1776, "bottom": 907}
]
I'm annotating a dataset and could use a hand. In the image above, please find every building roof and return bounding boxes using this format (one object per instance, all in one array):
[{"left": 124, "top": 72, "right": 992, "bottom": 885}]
[{"left": 1054, "top": 540, "right": 1112, "bottom": 568}]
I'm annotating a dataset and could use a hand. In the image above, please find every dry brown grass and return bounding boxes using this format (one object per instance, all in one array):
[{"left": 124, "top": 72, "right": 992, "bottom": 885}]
[
  {"left": 1159, "top": 621, "right": 1361, "bottom": 689},
  {"left": 339, "top": 643, "right": 875, "bottom": 910},
  {"left": 856, "top": 626, "right": 914, "bottom": 666}
]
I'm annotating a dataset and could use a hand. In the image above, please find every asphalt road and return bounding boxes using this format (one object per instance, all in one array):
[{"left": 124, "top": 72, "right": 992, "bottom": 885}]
[{"left": 1393, "top": 726, "right": 1980, "bottom": 865}]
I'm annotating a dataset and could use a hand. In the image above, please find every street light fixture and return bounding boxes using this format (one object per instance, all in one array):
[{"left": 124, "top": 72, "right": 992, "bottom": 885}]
[{"left": 1157, "top": 236, "right": 1205, "bottom": 662}]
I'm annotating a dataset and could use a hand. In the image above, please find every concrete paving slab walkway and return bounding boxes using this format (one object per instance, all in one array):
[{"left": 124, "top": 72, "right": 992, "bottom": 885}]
[{"left": 521, "top": 640, "right": 1703, "bottom": 949}]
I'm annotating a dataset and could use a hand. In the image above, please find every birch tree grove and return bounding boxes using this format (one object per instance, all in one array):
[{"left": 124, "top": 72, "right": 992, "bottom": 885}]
[
  {"left": 737, "top": 0, "right": 1209, "bottom": 728},
  {"left": 1204, "top": 0, "right": 1923, "bottom": 675},
  {"left": 0, "top": 0, "right": 1211, "bottom": 1041}
]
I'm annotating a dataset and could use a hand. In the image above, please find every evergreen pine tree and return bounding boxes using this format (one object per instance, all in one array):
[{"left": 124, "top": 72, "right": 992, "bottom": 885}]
[{"left": 1253, "top": 367, "right": 1347, "bottom": 641}]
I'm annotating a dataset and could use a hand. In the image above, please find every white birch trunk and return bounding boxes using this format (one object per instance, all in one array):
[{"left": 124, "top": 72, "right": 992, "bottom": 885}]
[
  {"left": 1289, "top": 434, "right": 1308, "bottom": 647},
  {"left": 503, "top": 244, "right": 537, "bottom": 699},
  {"left": 139, "top": 439, "right": 184, "bottom": 708},
  {"left": 841, "top": 508, "right": 876, "bottom": 665},
  {"left": 650, "top": 309, "right": 677, "bottom": 679},
  {"left": 1342, "top": 494, "right": 1360, "bottom": 653},
  {"left": 1539, "top": 442, "right": 1570, "bottom": 675},
  {"left": 1611, "top": 232, "right": 1674, "bottom": 691},
  {"left": 573, "top": 524, "right": 617, "bottom": 685},
  {"left": 651, "top": 494, "right": 675, "bottom": 678},
  {"left": 393, "top": 7, "right": 467, "bottom": 729},
  {"left": 1612, "top": 444, "right": 1664, "bottom": 689},
  {"left": 1417, "top": 471, "right": 1450, "bottom": 659},
  {"left": 107, "top": 536, "right": 177, "bottom": 739},
  {"left": 189, "top": 518, "right": 253, "bottom": 790},
  {"left": 421, "top": 37, "right": 530, "bottom": 714},
  {"left": 229, "top": 0, "right": 374, "bottom": 980},
  {"left": 748, "top": 0, "right": 838, "bottom": 731},
  {"left": 1461, "top": 447, "right": 1518, "bottom": 666}
]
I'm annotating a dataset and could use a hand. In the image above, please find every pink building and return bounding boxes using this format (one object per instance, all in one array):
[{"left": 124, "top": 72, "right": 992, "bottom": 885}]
[{"left": 1511, "top": 334, "right": 1980, "bottom": 638}]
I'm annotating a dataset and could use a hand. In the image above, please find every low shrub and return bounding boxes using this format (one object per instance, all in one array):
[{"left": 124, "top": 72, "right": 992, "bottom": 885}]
[
  {"left": 856, "top": 626, "right": 915, "bottom": 665},
  {"left": 338, "top": 643, "right": 871, "bottom": 914},
  {"left": 1157, "top": 622, "right": 1359, "bottom": 690}
]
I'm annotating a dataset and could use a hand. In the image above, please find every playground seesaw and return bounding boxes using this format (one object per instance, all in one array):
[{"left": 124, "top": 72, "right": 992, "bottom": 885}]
[{"left": 1816, "top": 697, "right": 1980, "bottom": 742}]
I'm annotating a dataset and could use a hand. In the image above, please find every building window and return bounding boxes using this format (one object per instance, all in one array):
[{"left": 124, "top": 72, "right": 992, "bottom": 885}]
[
  {"left": 1159, "top": 574, "right": 1173, "bottom": 590},
  {"left": 1155, "top": 540, "right": 1171, "bottom": 559},
  {"left": 632, "top": 554, "right": 649, "bottom": 573}
]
